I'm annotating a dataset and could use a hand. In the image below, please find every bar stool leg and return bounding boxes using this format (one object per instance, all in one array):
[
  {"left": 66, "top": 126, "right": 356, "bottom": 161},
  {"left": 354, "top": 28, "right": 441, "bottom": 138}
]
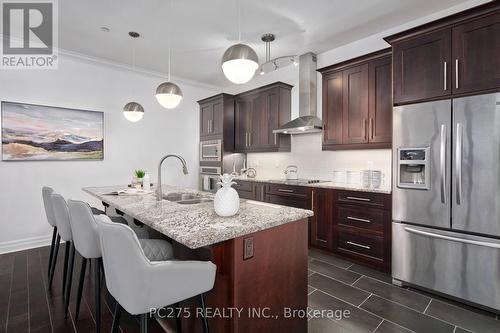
[
  {"left": 140, "top": 313, "right": 148, "bottom": 333},
  {"left": 62, "top": 242, "right": 70, "bottom": 295},
  {"left": 48, "top": 234, "right": 61, "bottom": 289},
  {"left": 111, "top": 302, "right": 122, "bottom": 333},
  {"left": 64, "top": 242, "right": 76, "bottom": 318},
  {"left": 198, "top": 294, "right": 209, "bottom": 333},
  {"left": 47, "top": 226, "right": 57, "bottom": 278},
  {"left": 95, "top": 258, "right": 102, "bottom": 333},
  {"left": 75, "top": 257, "right": 87, "bottom": 321},
  {"left": 174, "top": 302, "right": 182, "bottom": 333}
]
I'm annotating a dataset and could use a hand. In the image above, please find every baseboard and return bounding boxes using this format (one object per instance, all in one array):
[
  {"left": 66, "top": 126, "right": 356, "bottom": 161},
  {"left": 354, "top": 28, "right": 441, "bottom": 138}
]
[{"left": 0, "top": 234, "right": 56, "bottom": 255}]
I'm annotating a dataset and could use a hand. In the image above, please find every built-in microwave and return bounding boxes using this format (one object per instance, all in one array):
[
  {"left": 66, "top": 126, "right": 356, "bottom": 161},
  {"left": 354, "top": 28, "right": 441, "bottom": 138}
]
[
  {"left": 200, "top": 139, "right": 222, "bottom": 162},
  {"left": 200, "top": 166, "right": 221, "bottom": 193}
]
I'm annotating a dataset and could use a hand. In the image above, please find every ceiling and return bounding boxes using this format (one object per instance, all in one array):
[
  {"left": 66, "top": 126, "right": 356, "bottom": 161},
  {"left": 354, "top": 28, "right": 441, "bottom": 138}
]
[{"left": 59, "top": 0, "right": 473, "bottom": 88}]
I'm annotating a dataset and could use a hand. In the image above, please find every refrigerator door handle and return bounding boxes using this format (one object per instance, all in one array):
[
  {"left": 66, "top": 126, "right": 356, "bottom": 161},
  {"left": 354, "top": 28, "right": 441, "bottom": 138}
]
[
  {"left": 440, "top": 124, "right": 447, "bottom": 204},
  {"left": 456, "top": 123, "right": 463, "bottom": 205},
  {"left": 404, "top": 227, "right": 500, "bottom": 249}
]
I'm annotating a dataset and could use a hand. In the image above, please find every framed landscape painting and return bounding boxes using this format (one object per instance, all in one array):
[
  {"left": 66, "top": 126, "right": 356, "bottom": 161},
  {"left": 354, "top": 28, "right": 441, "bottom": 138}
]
[{"left": 1, "top": 102, "right": 104, "bottom": 161}]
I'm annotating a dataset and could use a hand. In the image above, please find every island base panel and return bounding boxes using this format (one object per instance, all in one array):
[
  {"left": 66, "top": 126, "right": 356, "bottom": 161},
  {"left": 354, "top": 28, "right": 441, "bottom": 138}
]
[{"left": 173, "top": 218, "right": 309, "bottom": 333}]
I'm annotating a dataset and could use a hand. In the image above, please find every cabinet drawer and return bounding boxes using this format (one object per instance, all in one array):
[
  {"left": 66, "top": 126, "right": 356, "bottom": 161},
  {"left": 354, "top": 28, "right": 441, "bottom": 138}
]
[
  {"left": 336, "top": 190, "right": 389, "bottom": 209},
  {"left": 266, "top": 183, "right": 309, "bottom": 198},
  {"left": 236, "top": 189, "right": 254, "bottom": 200},
  {"left": 264, "top": 194, "right": 309, "bottom": 209},
  {"left": 337, "top": 206, "right": 384, "bottom": 233},
  {"left": 337, "top": 228, "right": 383, "bottom": 260},
  {"left": 233, "top": 180, "right": 253, "bottom": 192}
]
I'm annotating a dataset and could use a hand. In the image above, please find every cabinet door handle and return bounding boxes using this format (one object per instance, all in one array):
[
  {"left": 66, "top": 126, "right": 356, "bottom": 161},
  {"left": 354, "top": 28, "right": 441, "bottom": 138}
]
[
  {"left": 443, "top": 61, "right": 447, "bottom": 91},
  {"left": 363, "top": 119, "right": 367, "bottom": 140},
  {"left": 245, "top": 132, "right": 248, "bottom": 147},
  {"left": 311, "top": 190, "right": 314, "bottom": 210},
  {"left": 249, "top": 132, "right": 251, "bottom": 146},
  {"left": 346, "top": 196, "right": 371, "bottom": 202},
  {"left": 455, "top": 59, "right": 459, "bottom": 89},
  {"left": 370, "top": 118, "right": 374, "bottom": 140},
  {"left": 277, "top": 189, "right": 294, "bottom": 193},
  {"left": 274, "top": 133, "right": 277, "bottom": 145},
  {"left": 347, "top": 216, "right": 371, "bottom": 223},
  {"left": 347, "top": 241, "right": 371, "bottom": 250}
]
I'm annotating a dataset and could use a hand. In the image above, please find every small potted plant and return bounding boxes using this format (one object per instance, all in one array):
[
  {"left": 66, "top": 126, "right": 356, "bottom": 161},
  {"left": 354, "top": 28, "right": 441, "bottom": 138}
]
[{"left": 133, "top": 169, "right": 146, "bottom": 189}]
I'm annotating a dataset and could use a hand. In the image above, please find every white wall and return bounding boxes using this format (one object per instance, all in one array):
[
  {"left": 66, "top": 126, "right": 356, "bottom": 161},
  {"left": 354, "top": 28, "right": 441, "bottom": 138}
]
[
  {"left": 0, "top": 53, "right": 218, "bottom": 253},
  {"left": 223, "top": 0, "right": 487, "bottom": 185}
]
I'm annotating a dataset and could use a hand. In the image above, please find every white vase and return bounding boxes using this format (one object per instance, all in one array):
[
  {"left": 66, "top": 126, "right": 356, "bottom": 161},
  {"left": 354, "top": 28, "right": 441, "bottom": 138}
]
[{"left": 214, "top": 174, "right": 240, "bottom": 217}]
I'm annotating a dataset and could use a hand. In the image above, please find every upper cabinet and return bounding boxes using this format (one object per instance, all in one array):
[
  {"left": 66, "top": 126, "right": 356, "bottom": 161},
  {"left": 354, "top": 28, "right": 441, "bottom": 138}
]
[
  {"left": 386, "top": 2, "right": 500, "bottom": 105},
  {"left": 392, "top": 29, "right": 452, "bottom": 104},
  {"left": 319, "top": 49, "right": 392, "bottom": 150},
  {"left": 198, "top": 94, "right": 235, "bottom": 150},
  {"left": 234, "top": 82, "right": 292, "bottom": 153},
  {"left": 452, "top": 12, "right": 500, "bottom": 95}
]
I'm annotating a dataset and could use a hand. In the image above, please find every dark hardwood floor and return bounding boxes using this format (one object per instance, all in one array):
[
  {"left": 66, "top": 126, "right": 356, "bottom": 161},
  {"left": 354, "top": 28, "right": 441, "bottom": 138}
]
[{"left": 0, "top": 243, "right": 169, "bottom": 333}]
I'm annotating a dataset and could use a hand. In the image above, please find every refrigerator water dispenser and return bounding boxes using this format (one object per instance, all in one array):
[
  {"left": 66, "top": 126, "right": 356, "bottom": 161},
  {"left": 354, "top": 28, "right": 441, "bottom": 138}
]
[{"left": 397, "top": 148, "right": 430, "bottom": 190}]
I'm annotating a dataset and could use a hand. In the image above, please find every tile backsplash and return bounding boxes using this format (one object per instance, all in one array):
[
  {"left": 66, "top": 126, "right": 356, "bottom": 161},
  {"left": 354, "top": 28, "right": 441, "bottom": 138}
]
[{"left": 246, "top": 133, "right": 392, "bottom": 190}]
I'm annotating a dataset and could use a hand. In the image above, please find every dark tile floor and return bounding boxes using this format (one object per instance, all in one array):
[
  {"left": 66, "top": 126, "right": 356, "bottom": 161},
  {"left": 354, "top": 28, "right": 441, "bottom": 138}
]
[
  {"left": 1, "top": 245, "right": 499, "bottom": 332},
  {"left": 0, "top": 244, "right": 167, "bottom": 333},
  {"left": 307, "top": 249, "right": 500, "bottom": 333}
]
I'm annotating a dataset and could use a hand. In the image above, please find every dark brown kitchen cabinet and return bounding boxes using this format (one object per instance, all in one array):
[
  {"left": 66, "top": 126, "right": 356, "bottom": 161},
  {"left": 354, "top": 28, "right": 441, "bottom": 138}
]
[
  {"left": 310, "top": 188, "right": 334, "bottom": 250},
  {"left": 342, "top": 64, "right": 369, "bottom": 144},
  {"left": 264, "top": 183, "right": 310, "bottom": 209},
  {"left": 333, "top": 190, "right": 391, "bottom": 272},
  {"left": 234, "top": 82, "right": 292, "bottom": 153},
  {"left": 198, "top": 94, "right": 235, "bottom": 148},
  {"left": 232, "top": 179, "right": 392, "bottom": 272},
  {"left": 385, "top": 2, "right": 500, "bottom": 104},
  {"left": 391, "top": 29, "right": 452, "bottom": 105},
  {"left": 452, "top": 12, "right": 500, "bottom": 95},
  {"left": 322, "top": 71, "right": 343, "bottom": 145},
  {"left": 233, "top": 179, "right": 254, "bottom": 200},
  {"left": 319, "top": 49, "right": 392, "bottom": 150},
  {"left": 369, "top": 56, "right": 393, "bottom": 143}
]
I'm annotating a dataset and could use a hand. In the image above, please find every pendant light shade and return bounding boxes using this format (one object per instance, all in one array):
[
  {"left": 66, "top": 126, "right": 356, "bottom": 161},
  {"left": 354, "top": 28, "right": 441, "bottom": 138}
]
[
  {"left": 123, "top": 102, "right": 144, "bottom": 122},
  {"left": 221, "top": 43, "right": 258, "bottom": 84},
  {"left": 155, "top": 81, "right": 183, "bottom": 109}
]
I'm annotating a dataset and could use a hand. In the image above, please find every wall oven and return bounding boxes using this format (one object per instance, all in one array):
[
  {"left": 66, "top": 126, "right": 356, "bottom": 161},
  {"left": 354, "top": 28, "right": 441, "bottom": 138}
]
[
  {"left": 200, "top": 139, "right": 222, "bottom": 162},
  {"left": 200, "top": 166, "right": 221, "bottom": 193}
]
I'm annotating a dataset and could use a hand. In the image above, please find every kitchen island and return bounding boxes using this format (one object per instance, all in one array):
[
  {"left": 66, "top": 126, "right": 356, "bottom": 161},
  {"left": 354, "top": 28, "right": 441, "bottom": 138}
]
[{"left": 83, "top": 185, "right": 313, "bottom": 333}]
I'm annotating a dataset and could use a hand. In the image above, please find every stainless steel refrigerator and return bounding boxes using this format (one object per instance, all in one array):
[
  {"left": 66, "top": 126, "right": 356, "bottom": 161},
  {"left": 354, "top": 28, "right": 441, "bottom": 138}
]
[{"left": 392, "top": 92, "right": 500, "bottom": 312}]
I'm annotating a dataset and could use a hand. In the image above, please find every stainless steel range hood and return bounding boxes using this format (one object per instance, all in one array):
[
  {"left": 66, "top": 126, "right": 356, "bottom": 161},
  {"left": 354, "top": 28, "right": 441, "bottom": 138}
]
[{"left": 273, "top": 52, "right": 322, "bottom": 135}]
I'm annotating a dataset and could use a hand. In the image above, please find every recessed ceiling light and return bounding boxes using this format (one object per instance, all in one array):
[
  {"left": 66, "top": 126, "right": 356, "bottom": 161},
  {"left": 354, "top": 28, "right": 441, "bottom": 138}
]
[
  {"left": 100, "top": 27, "right": 110, "bottom": 33},
  {"left": 128, "top": 31, "right": 140, "bottom": 38}
]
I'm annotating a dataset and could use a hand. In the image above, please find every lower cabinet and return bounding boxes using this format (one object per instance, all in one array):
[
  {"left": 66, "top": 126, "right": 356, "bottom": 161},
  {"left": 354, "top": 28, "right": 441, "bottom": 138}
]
[
  {"left": 310, "top": 188, "right": 334, "bottom": 250},
  {"left": 333, "top": 190, "right": 391, "bottom": 272},
  {"left": 233, "top": 181, "right": 391, "bottom": 272}
]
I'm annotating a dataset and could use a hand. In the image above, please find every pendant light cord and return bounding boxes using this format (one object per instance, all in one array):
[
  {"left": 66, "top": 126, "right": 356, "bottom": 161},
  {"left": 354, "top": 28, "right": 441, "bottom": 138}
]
[
  {"left": 167, "top": 0, "right": 172, "bottom": 81},
  {"left": 237, "top": 0, "right": 241, "bottom": 42}
]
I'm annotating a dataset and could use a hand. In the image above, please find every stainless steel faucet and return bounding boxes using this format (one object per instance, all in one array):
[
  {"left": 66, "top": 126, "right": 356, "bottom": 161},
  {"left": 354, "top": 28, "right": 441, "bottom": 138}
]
[{"left": 156, "top": 154, "right": 189, "bottom": 201}]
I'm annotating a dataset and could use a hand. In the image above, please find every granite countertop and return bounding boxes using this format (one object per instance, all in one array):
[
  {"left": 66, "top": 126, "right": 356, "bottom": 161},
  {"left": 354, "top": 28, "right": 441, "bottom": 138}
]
[
  {"left": 233, "top": 177, "right": 392, "bottom": 194},
  {"left": 83, "top": 185, "right": 313, "bottom": 249}
]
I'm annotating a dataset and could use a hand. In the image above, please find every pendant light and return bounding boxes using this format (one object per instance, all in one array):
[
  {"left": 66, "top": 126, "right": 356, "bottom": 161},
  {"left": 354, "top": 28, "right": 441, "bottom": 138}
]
[
  {"left": 123, "top": 32, "right": 144, "bottom": 122},
  {"left": 221, "top": 0, "right": 258, "bottom": 84},
  {"left": 155, "top": 0, "right": 183, "bottom": 109},
  {"left": 123, "top": 102, "right": 144, "bottom": 122}
]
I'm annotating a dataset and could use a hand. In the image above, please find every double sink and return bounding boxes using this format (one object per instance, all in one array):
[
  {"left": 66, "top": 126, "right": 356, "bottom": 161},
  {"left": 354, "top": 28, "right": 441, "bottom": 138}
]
[{"left": 162, "top": 192, "right": 213, "bottom": 205}]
